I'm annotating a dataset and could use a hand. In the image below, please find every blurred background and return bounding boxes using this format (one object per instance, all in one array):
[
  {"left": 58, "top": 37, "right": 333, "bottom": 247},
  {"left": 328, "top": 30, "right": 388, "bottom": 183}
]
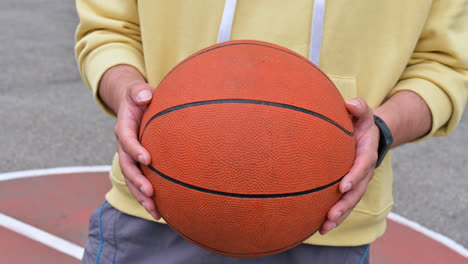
[{"left": 1, "top": 0, "right": 467, "bottom": 248}]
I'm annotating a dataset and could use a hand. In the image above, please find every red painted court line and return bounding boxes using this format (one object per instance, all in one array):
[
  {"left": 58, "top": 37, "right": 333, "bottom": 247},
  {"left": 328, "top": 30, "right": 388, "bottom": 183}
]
[
  {"left": 1, "top": 170, "right": 467, "bottom": 263},
  {"left": 0, "top": 226, "right": 80, "bottom": 264}
]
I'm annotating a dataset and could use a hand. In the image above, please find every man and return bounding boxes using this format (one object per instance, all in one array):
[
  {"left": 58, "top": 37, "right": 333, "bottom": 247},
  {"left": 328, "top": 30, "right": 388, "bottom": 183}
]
[{"left": 75, "top": 0, "right": 468, "bottom": 263}]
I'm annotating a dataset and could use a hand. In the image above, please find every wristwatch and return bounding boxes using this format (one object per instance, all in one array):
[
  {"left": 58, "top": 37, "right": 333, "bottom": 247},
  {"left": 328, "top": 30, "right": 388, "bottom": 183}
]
[{"left": 374, "top": 115, "right": 393, "bottom": 168}]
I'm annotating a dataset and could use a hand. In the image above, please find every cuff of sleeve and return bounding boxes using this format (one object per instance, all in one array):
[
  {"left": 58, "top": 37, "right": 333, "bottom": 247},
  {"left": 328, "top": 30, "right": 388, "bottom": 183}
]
[
  {"left": 81, "top": 43, "right": 147, "bottom": 117},
  {"left": 389, "top": 78, "right": 453, "bottom": 142}
]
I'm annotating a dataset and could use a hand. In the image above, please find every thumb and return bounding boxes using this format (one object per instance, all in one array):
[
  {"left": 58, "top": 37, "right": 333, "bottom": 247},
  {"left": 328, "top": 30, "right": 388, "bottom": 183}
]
[
  {"left": 345, "top": 98, "right": 373, "bottom": 121},
  {"left": 128, "top": 81, "right": 154, "bottom": 106},
  {"left": 345, "top": 98, "right": 375, "bottom": 133}
]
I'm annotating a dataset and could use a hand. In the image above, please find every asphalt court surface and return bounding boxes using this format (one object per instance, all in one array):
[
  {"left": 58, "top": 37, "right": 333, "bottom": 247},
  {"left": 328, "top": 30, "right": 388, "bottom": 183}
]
[{"left": 1, "top": 0, "right": 467, "bottom": 249}]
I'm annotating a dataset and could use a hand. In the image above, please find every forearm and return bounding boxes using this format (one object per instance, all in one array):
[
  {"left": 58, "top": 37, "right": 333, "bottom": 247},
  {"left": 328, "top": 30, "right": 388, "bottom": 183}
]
[
  {"left": 98, "top": 65, "right": 146, "bottom": 115},
  {"left": 374, "top": 90, "right": 432, "bottom": 148}
]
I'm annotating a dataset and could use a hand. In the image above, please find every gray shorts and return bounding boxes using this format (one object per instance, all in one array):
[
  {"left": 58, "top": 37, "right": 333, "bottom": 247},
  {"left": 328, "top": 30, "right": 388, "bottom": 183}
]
[{"left": 82, "top": 201, "right": 370, "bottom": 264}]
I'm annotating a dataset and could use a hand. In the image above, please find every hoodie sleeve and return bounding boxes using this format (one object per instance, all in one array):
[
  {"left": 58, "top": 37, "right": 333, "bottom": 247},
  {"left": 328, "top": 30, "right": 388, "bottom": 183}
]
[
  {"left": 75, "top": 0, "right": 146, "bottom": 116},
  {"left": 388, "top": 0, "right": 468, "bottom": 141}
]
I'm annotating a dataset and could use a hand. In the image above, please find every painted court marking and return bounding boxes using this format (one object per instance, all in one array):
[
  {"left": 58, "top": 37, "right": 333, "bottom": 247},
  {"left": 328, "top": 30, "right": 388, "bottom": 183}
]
[
  {"left": 1, "top": 166, "right": 467, "bottom": 260},
  {"left": 387, "top": 212, "right": 468, "bottom": 258},
  {"left": 0, "top": 213, "right": 84, "bottom": 260},
  {"left": 0, "top": 166, "right": 111, "bottom": 182}
]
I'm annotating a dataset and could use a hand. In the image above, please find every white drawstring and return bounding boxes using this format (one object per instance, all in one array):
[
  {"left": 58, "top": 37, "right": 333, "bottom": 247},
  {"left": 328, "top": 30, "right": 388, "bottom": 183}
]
[
  {"left": 309, "top": 0, "right": 325, "bottom": 65},
  {"left": 216, "top": 0, "right": 326, "bottom": 66},
  {"left": 217, "top": 0, "right": 237, "bottom": 44}
]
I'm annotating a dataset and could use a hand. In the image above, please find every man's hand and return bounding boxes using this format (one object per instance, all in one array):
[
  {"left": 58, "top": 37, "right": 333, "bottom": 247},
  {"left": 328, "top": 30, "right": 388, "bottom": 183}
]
[
  {"left": 320, "top": 98, "right": 380, "bottom": 235},
  {"left": 319, "top": 90, "right": 432, "bottom": 235},
  {"left": 99, "top": 65, "right": 161, "bottom": 220}
]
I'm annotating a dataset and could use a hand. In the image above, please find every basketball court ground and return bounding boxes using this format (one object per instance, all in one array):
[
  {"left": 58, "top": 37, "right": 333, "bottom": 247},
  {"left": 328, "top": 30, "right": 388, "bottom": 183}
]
[
  {"left": 1, "top": 0, "right": 467, "bottom": 263},
  {"left": 1, "top": 168, "right": 467, "bottom": 263}
]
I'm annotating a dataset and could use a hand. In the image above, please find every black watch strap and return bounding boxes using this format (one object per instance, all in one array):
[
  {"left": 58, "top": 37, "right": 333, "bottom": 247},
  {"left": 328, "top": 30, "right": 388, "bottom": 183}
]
[{"left": 374, "top": 115, "right": 393, "bottom": 168}]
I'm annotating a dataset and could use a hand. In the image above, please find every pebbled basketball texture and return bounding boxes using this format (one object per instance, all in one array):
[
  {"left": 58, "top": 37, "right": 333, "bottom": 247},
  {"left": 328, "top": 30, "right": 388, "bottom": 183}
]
[{"left": 139, "top": 40, "right": 355, "bottom": 258}]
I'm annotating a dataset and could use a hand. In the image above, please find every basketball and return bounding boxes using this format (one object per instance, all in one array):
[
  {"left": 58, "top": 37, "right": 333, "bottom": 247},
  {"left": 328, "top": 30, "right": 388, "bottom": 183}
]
[{"left": 139, "top": 40, "right": 355, "bottom": 258}]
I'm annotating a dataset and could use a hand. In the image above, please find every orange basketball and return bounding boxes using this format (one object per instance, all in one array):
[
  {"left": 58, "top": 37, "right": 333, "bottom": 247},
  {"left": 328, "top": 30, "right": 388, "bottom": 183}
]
[{"left": 139, "top": 40, "right": 355, "bottom": 258}]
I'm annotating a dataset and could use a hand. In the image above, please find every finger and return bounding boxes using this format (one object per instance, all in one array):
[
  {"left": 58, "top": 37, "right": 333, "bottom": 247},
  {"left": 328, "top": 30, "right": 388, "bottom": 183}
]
[
  {"left": 332, "top": 175, "right": 370, "bottom": 222},
  {"left": 127, "top": 81, "right": 154, "bottom": 106},
  {"left": 115, "top": 119, "right": 151, "bottom": 165},
  {"left": 339, "top": 121, "right": 379, "bottom": 193},
  {"left": 319, "top": 219, "right": 338, "bottom": 235},
  {"left": 117, "top": 143, "right": 154, "bottom": 198},
  {"left": 125, "top": 177, "right": 161, "bottom": 220},
  {"left": 118, "top": 144, "right": 160, "bottom": 220},
  {"left": 320, "top": 175, "right": 370, "bottom": 235},
  {"left": 320, "top": 208, "right": 353, "bottom": 235},
  {"left": 340, "top": 121, "right": 379, "bottom": 193},
  {"left": 339, "top": 148, "right": 378, "bottom": 193}
]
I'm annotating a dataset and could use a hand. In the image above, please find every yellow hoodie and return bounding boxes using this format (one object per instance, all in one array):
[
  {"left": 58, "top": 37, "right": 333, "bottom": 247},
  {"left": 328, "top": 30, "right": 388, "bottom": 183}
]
[{"left": 75, "top": 0, "right": 468, "bottom": 246}]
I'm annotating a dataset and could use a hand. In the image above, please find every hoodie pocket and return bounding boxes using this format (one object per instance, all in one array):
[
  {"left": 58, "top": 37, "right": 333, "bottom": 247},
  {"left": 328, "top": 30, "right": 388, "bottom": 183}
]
[{"left": 328, "top": 75, "right": 357, "bottom": 101}]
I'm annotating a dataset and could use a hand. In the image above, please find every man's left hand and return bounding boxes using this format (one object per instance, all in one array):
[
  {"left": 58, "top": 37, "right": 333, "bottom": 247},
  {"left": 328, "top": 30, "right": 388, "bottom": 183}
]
[{"left": 320, "top": 97, "right": 380, "bottom": 235}]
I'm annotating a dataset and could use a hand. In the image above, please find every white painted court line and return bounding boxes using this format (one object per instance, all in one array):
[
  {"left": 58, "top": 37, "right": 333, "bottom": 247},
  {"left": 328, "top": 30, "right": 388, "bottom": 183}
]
[
  {"left": 388, "top": 212, "right": 468, "bottom": 258},
  {"left": 387, "top": 212, "right": 468, "bottom": 258},
  {"left": 0, "top": 213, "right": 84, "bottom": 260},
  {"left": 1, "top": 166, "right": 467, "bottom": 259},
  {"left": 0, "top": 166, "right": 109, "bottom": 259},
  {"left": 0, "top": 166, "right": 111, "bottom": 182}
]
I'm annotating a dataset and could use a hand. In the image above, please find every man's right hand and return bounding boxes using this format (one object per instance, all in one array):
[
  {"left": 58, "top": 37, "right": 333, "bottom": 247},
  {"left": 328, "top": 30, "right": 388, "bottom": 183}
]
[{"left": 99, "top": 65, "right": 161, "bottom": 220}]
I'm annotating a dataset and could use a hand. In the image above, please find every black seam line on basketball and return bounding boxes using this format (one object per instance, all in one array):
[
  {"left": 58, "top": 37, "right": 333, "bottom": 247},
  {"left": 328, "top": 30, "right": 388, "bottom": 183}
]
[
  {"left": 164, "top": 220, "right": 311, "bottom": 256},
  {"left": 148, "top": 164, "right": 343, "bottom": 199},
  {"left": 140, "top": 99, "right": 354, "bottom": 141}
]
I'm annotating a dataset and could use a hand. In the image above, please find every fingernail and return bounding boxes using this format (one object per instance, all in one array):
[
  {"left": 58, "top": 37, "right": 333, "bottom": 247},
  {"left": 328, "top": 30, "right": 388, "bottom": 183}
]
[
  {"left": 342, "top": 183, "right": 352, "bottom": 193},
  {"left": 137, "top": 154, "right": 147, "bottom": 164},
  {"left": 332, "top": 211, "right": 342, "bottom": 222},
  {"left": 347, "top": 100, "right": 360, "bottom": 108},
  {"left": 151, "top": 211, "right": 161, "bottom": 220},
  {"left": 142, "top": 202, "right": 149, "bottom": 211},
  {"left": 322, "top": 222, "right": 336, "bottom": 235},
  {"left": 140, "top": 186, "right": 150, "bottom": 197},
  {"left": 136, "top": 90, "right": 152, "bottom": 102}
]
